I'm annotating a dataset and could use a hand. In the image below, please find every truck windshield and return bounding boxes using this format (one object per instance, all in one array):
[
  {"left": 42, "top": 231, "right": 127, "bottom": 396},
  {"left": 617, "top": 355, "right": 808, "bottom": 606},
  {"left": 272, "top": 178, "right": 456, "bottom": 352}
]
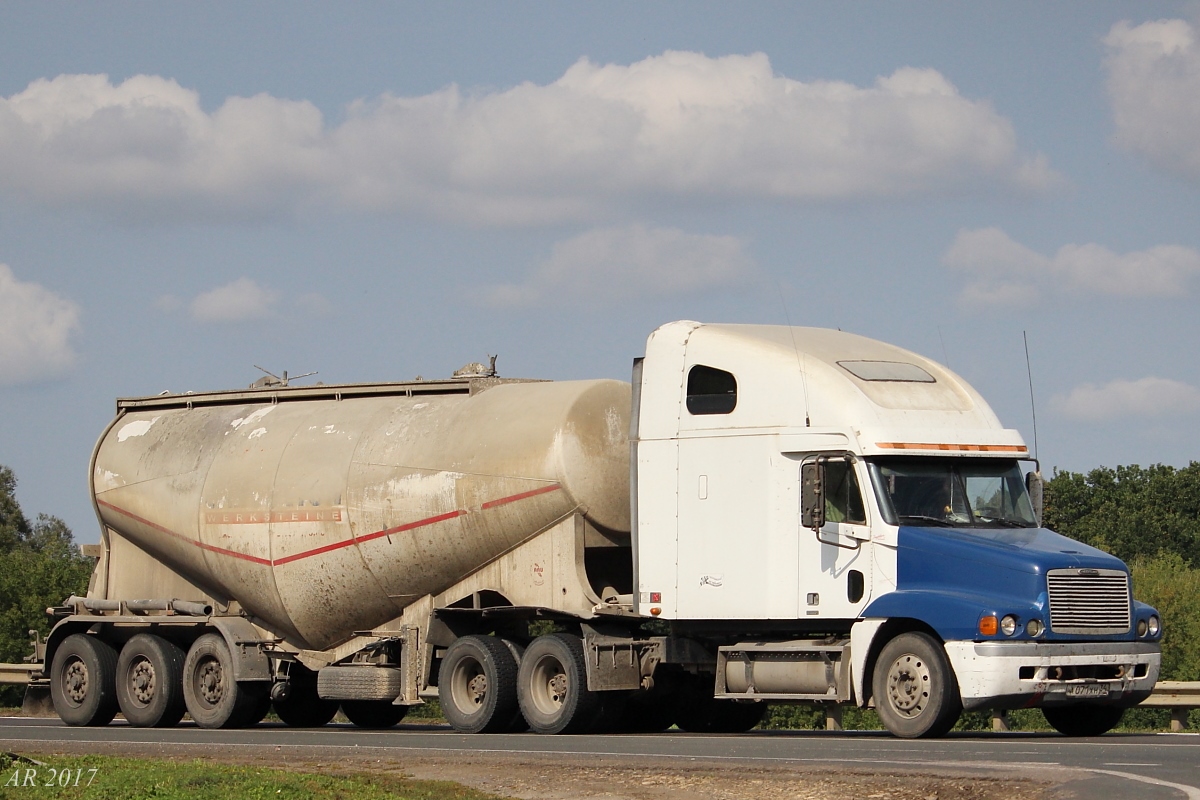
[{"left": 867, "top": 458, "right": 1038, "bottom": 529}]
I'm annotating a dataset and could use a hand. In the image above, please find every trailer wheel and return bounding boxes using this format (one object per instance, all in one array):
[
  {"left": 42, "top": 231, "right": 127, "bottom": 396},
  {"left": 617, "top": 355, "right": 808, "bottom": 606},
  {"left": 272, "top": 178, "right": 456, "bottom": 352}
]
[
  {"left": 439, "top": 635, "right": 521, "bottom": 733},
  {"left": 183, "top": 633, "right": 268, "bottom": 729},
  {"left": 341, "top": 700, "right": 408, "bottom": 729},
  {"left": 273, "top": 666, "right": 339, "bottom": 727},
  {"left": 675, "top": 697, "right": 766, "bottom": 733},
  {"left": 50, "top": 633, "right": 119, "bottom": 727},
  {"left": 499, "top": 638, "right": 530, "bottom": 732},
  {"left": 1042, "top": 704, "right": 1125, "bottom": 736},
  {"left": 872, "top": 632, "right": 962, "bottom": 739},
  {"left": 115, "top": 634, "right": 186, "bottom": 728},
  {"left": 516, "top": 632, "right": 599, "bottom": 735}
]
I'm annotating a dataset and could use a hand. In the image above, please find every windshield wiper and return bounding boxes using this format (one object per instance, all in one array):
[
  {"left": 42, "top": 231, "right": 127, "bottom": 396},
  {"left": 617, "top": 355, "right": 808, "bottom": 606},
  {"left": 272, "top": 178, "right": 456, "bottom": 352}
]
[
  {"left": 897, "top": 515, "right": 955, "bottom": 527},
  {"left": 978, "top": 518, "right": 1035, "bottom": 528}
]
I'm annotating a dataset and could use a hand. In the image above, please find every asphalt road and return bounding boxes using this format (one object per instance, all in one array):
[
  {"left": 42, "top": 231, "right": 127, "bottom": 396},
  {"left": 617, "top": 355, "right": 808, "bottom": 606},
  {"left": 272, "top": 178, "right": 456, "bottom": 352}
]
[{"left": 2, "top": 717, "right": 1199, "bottom": 800}]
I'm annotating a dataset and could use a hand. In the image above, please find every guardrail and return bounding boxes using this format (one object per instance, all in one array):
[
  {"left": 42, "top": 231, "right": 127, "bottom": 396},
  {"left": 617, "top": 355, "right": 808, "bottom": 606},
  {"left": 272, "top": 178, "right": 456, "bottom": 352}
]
[
  {"left": 1136, "top": 680, "right": 1200, "bottom": 732},
  {"left": 0, "top": 664, "right": 39, "bottom": 685}
]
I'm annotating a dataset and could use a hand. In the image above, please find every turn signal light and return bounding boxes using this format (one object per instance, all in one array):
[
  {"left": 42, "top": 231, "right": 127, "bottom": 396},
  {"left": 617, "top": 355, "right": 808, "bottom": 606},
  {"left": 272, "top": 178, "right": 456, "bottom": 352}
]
[{"left": 979, "top": 615, "right": 998, "bottom": 636}]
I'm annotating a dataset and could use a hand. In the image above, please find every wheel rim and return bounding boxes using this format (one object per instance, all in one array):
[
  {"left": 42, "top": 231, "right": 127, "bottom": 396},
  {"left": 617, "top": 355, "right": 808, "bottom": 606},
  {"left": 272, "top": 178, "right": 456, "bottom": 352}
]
[
  {"left": 884, "top": 652, "right": 931, "bottom": 719},
  {"left": 62, "top": 657, "right": 88, "bottom": 707},
  {"left": 450, "top": 657, "right": 487, "bottom": 715},
  {"left": 528, "top": 654, "right": 568, "bottom": 716},
  {"left": 129, "top": 656, "right": 156, "bottom": 706},
  {"left": 195, "top": 657, "right": 225, "bottom": 708}
]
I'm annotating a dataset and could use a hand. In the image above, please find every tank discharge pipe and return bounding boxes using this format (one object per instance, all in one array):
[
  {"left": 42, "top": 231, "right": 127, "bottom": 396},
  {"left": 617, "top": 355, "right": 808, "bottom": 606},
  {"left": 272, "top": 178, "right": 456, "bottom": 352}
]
[{"left": 65, "top": 596, "right": 213, "bottom": 616}]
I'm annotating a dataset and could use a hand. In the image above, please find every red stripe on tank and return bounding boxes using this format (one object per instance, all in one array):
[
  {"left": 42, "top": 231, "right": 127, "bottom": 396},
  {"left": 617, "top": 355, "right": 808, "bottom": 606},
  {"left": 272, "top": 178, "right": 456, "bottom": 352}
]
[
  {"left": 273, "top": 509, "right": 468, "bottom": 565},
  {"left": 96, "top": 498, "right": 273, "bottom": 566},
  {"left": 481, "top": 484, "right": 561, "bottom": 509},
  {"left": 95, "top": 483, "right": 562, "bottom": 567}
]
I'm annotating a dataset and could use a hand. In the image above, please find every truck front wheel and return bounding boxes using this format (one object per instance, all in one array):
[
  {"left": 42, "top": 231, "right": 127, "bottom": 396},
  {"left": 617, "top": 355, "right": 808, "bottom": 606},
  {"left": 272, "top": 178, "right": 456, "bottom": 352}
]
[
  {"left": 517, "top": 633, "right": 599, "bottom": 734},
  {"left": 183, "top": 633, "right": 268, "bottom": 728},
  {"left": 1043, "top": 704, "right": 1124, "bottom": 736},
  {"left": 439, "top": 635, "right": 521, "bottom": 733},
  {"left": 872, "top": 632, "right": 962, "bottom": 739},
  {"left": 50, "top": 633, "right": 119, "bottom": 727},
  {"left": 115, "top": 633, "right": 186, "bottom": 728}
]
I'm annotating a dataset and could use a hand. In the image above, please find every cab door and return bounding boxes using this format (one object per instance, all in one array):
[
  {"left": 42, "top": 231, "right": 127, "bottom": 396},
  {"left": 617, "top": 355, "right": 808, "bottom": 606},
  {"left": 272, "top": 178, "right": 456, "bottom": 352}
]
[{"left": 798, "top": 457, "right": 873, "bottom": 620}]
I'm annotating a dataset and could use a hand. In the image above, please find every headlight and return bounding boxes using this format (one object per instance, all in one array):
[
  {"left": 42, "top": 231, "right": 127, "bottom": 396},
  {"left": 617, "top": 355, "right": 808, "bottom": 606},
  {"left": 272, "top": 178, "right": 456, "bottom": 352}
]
[
  {"left": 1137, "top": 619, "right": 1148, "bottom": 637},
  {"left": 1149, "top": 615, "right": 1161, "bottom": 636},
  {"left": 1025, "top": 619, "right": 1044, "bottom": 637},
  {"left": 1000, "top": 615, "right": 1018, "bottom": 636}
]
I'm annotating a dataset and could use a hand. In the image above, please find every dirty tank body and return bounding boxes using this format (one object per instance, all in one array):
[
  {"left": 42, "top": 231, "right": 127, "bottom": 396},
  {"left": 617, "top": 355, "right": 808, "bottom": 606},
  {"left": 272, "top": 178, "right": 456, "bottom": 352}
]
[{"left": 90, "top": 378, "right": 632, "bottom": 652}]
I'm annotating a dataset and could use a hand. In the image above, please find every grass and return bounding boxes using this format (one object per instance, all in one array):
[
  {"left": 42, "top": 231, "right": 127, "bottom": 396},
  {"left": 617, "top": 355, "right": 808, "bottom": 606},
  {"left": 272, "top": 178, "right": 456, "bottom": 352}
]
[{"left": 0, "top": 753, "right": 507, "bottom": 800}]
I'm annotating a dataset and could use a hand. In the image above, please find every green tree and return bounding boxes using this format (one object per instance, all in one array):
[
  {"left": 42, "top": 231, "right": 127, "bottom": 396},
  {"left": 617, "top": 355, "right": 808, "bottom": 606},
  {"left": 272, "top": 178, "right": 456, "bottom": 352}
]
[
  {"left": 1044, "top": 462, "right": 1200, "bottom": 566},
  {"left": 1130, "top": 553, "right": 1200, "bottom": 682},
  {"left": 0, "top": 464, "right": 93, "bottom": 706}
]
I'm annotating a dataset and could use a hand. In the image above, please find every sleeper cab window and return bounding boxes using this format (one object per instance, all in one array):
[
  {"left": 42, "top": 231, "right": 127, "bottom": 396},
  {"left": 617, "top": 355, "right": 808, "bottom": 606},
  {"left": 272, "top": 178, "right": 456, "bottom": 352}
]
[{"left": 686, "top": 365, "right": 737, "bottom": 415}]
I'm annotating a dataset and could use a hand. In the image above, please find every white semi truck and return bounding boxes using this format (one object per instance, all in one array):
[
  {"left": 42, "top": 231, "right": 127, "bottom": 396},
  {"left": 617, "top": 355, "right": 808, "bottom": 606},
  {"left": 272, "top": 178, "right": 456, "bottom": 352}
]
[{"left": 22, "top": 321, "right": 1161, "bottom": 738}]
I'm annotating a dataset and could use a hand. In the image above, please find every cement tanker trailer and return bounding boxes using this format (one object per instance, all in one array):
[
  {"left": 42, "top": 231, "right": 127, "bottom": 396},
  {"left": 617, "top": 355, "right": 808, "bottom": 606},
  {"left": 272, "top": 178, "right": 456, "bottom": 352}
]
[{"left": 28, "top": 321, "right": 1161, "bottom": 738}]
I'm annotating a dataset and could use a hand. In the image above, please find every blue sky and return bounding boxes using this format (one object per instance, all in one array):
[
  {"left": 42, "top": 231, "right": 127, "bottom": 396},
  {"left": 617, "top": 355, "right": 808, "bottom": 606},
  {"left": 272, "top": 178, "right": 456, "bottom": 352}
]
[{"left": 1, "top": 2, "right": 1198, "bottom": 542}]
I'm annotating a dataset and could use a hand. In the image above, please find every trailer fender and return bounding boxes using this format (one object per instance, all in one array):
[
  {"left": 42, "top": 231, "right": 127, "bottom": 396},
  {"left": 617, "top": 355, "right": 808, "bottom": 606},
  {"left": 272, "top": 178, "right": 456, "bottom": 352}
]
[{"left": 209, "top": 617, "right": 273, "bottom": 682}]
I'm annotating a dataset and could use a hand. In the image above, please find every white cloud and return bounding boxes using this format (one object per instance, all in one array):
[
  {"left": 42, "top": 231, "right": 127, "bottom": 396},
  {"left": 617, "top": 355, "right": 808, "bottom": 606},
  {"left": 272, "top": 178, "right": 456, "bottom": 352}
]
[
  {"left": 484, "top": 224, "right": 757, "bottom": 307},
  {"left": 943, "top": 227, "right": 1200, "bottom": 305},
  {"left": 190, "top": 278, "right": 277, "bottom": 322},
  {"left": 1051, "top": 377, "right": 1200, "bottom": 421},
  {"left": 0, "top": 54, "right": 1054, "bottom": 225},
  {"left": 0, "top": 263, "right": 81, "bottom": 385},
  {"left": 1104, "top": 19, "right": 1200, "bottom": 181}
]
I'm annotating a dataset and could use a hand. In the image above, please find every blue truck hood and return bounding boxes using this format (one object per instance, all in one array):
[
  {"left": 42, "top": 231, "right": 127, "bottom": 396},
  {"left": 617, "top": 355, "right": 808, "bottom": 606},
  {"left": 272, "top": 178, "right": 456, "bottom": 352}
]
[
  {"left": 895, "top": 524, "right": 1126, "bottom": 582},
  {"left": 860, "top": 525, "right": 1136, "bottom": 642}
]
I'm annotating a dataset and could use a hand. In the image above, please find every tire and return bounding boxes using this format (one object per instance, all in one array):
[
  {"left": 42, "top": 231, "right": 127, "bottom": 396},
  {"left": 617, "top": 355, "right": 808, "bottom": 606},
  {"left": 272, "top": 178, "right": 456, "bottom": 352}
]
[
  {"left": 516, "top": 632, "right": 600, "bottom": 735},
  {"left": 674, "top": 689, "right": 765, "bottom": 733},
  {"left": 1043, "top": 704, "right": 1125, "bottom": 737},
  {"left": 183, "top": 633, "right": 267, "bottom": 729},
  {"left": 239, "top": 685, "right": 272, "bottom": 727},
  {"left": 499, "top": 638, "right": 530, "bottom": 732},
  {"left": 872, "top": 632, "right": 962, "bottom": 739},
  {"left": 50, "top": 633, "right": 119, "bottom": 727},
  {"left": 115, "top": 634, "right": 186, "bottom": 728},
  {"left": 342, "top": 701, "right": 408, "bottom": 729},
  {"left": 273, "top": 666, "right": 339, "bottom": 728},
  {"left": 439, "top": 635, "right": 521, "bottom": 734}
]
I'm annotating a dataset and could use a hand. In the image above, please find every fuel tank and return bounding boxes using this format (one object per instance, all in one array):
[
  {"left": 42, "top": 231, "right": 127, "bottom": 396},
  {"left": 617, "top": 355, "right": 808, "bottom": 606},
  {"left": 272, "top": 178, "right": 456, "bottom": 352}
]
[{"left": 91, "top": 377, "right": 631, "bottom": 650}]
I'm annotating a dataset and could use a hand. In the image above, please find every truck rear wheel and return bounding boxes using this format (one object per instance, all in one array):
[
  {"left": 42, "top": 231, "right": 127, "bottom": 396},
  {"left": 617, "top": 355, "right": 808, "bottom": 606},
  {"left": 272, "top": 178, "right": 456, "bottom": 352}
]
[
  {"left": 516, "top": 632, "right": 599, "bottom": 735},
  {"left": 439, "top": 635, "right": 521, "bottom": 733},
  {"left": 273, "top": 666, "right": 339, "bottom": 727},
  {"left": 1042, "top": 704, "right": 1124, "bottom": 736},
  {"left": 183, "top": 633, "right": 268, "bottom": 729},
  {"left": 115, "top": 633, "right": 186, "bottom": 728},
  {"left": 872, "top": 632, "right": 961, "bottom": 739},
  {"left": 50, "top": 633, "right": 119, "bottom": 727},
  {"left": 342, "top": 700, "right": 407, "bottom": 728}
]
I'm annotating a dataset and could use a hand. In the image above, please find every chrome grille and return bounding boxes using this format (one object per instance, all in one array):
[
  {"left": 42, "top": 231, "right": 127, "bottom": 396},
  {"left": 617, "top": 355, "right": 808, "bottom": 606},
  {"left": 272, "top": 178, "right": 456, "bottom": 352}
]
[{"left": 1047, "top": 569, "right": 1130, "bottom": 634}]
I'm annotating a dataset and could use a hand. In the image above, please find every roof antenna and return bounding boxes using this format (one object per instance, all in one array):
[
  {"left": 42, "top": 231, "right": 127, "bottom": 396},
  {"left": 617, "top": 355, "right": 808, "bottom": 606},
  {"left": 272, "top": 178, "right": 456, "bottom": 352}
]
[
  {"left": 1022, "top": 331, "right": 1038, "bottom": 461},
  {"left": 776, "top": 280, "right": 810, "bottom": 427}
]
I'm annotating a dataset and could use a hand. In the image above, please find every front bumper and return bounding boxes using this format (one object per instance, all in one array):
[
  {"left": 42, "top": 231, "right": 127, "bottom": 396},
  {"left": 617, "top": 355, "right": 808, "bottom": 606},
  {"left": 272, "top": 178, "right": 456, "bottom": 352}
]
[{"left": 944, "top": 641, "right": 1160, "bottom": 711}]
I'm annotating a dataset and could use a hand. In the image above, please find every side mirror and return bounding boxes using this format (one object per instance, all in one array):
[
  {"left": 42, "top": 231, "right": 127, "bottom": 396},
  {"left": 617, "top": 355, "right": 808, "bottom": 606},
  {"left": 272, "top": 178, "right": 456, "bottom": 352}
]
[
  {"left": 1025, "top": 470, "right": 1044, "bottom": 527},
  {"left": 801, "top": 461, "right": 825, "bottom": 530}
]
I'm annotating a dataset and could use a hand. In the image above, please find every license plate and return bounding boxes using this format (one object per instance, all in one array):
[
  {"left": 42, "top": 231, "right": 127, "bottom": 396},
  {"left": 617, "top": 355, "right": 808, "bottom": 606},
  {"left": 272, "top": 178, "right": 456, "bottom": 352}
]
[{"left": 1065, "top": 684, "right": 1110, "bottom": 698}]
